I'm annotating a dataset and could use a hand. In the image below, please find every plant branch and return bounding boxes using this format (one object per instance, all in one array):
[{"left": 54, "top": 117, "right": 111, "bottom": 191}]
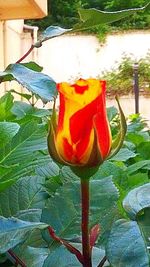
[
  {"left": 48, "top": 226, "right": 84, "bottom": 264},
  {"left": 16, "top": 45, "right": 34, "bottom": 64},
  {"left": 7, "top": 249, "right": 26, "bottom": 267},
  {"left": 81, "top": 179, "right": 92, "bottom": 267},
  {"left": 97, "top": 256, "right": 107, "bottom": 267}
]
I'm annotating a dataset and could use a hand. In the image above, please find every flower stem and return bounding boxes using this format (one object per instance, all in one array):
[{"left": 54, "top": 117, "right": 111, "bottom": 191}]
[
  {"left": 16, "top": 45, "right": 34, "bottom": 63},
  {"left": 81, "top": 178, "right": 92, "bottom": 267}
]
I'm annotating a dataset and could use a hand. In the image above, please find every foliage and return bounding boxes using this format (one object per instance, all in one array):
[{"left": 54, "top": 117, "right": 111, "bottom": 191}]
[
  {"left": 1, "top": 5, "right": 150, "bottom": 267},
  {"left": 0, "top": 88, "right": 150, "bottom": 266},
  {"left": 0, "top": 63, "right": 57, "bottom": 102},
  {"left": 26, "top": 0, "right": 150, "bottom": 32},
  {"left": 100, "top": 53, "right": 150, "bottom": 96},
  {"left": 26, "top": 0, "right": 82, "bottom": 30},
  {"left": 104, "top": 0, "right": 150, "bottom": 29}
]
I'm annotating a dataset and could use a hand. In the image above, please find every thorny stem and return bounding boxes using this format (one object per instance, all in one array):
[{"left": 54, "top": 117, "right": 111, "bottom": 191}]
[
  {"left": 16, "top": 45, "right": 34, "bottom": 63},
  {"left": 7, "top": 249, "right": 26, "bottom": 267},
  {"left": 81, "top": 179, "right": 92, "bottom": 267}
]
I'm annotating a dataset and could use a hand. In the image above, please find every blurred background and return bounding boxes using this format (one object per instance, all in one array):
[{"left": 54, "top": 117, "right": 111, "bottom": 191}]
[{"left": 1, "top": 0, "right": 150, "bottom": 120}]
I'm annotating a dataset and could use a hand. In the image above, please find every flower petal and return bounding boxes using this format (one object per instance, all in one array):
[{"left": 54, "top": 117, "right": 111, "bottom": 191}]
[{"left": 54, "top": 79, "right": 111, "bottom": 166}]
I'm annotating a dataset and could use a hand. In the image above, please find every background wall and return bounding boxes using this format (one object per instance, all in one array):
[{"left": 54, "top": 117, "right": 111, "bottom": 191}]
[
  {"left": 37, "top": 31, "right": 150, "bottom": 120},
  {"left": 0, "top": 20, "right": 37, "bottom": 98},
  {"left": 38, "top": 31, "right": 150, "bottom": 82},
  {"left": 1, "top": 29, "right": 150, "bottom": 121}
]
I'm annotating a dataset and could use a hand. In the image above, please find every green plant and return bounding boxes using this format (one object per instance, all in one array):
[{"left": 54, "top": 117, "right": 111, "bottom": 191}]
[
  {"left": 0, "top": 93, "right": 150, "bottom": 266},
  {"left": 0, "top": 4, "right": 150, "bottom": 267},
  {"left": 100, "top": 53, "right": 150, "bottom": 96},
  {"left": 26, "top": 0, "right": 150, "bottom": 31}
]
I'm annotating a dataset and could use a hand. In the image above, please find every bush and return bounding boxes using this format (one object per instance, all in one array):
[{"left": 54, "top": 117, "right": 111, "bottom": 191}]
[{"left": 100, "top": 53, "right": 150, "bottom": 96}]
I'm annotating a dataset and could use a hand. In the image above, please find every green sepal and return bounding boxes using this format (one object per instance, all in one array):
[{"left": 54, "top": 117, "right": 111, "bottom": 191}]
[
  {"left": 47, "top": 120, "right": 62, "bottom": 164},
  {"left": 51, "top": 98, "right": 57, "bottom": 131},
  {"left": 108, "top": 96, "right": 127, "bottom": 159},
  {"left": 47, "top": 101, "right": 65, "bottom": 165},
  {"left": 70, "top": 165, "right": 99, "bottom": 180},
  {"left": 86, "top": 125, "right": 103, "bottom": 167}
]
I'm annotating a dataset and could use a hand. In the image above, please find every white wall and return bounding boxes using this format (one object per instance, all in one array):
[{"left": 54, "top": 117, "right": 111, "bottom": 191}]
[
  {"left": 107, "top": 95, "right": 150, "bottom": 124},
  {"left": 1, "top": 29, "right": 150, "bottom": 121},
  {"left": 0, "top": 20, "right": 37, "bottom": 98},
  {"left": 38, "top": 31, "right": 150, "bottom": 82},
  {"left": 37, "top": 31, "right": 150, "bottom": 121}
]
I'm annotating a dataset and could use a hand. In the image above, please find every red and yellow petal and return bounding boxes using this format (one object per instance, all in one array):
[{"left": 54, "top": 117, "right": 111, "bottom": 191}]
[
  {"left": 57, "top": 79, "right": 102, "bottom": 107},
  {"left": 50, "top": 78, "right": 111, "bottom": 166}
]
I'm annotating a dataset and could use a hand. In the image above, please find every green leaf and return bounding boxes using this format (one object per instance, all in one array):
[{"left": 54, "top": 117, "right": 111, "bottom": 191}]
[
  {"left": 0, "top": 254, "right": 7, "bottom": 264},
  {"left": 13, "top": 210, "right": 48, "bottom": 248},
  {"left": 36, "top": 161, "right": 60, "bottom": 178},
  {"left": 5, "top": 64, "right": 57, "bottom": 102},
  {"left": 5, "top": 212, "right": 47, "bottom": 266},
  {"left": 126, "top": 132, "right": 149, "bottom": 146},
  {"left": 38, "top": 26, "right": 72, "bottom": 45},
  {"left": 126, "top": 173, "right": 149, "bottom": 190},
  {"left": 0, "top": 217, "right": 48, "bottom": 253},
  {"left": 32, "top": 4, "right": 150, "bottom": 47},
  {"left": 44, "top": 176, "right": 63, "bottom": 196},
  {"left": 31, "top": 108, "right": 51, "bottom": 118},
  {"left": 17, "top": 209, "right": 42, "bottom": 223},
  {"left": 0, "top": 122, "right": 48, "bottom": 192},
  {"left": 124, "top": 140, "right": 135, "bottom": 151},
  {"left": 137, "top": 142, "right": 150, "bottom": 160},
  {"left": 74, "top": 4, "right": 150, "bottom": 30},
  {"left": 107, "top": 106, "right": 118, "bottom": 122},
  {"left": 127, "top": 160, "right": 150, "bottom": 175},
  {"left": 0, "top": 179, "right": 15, "bottom": 193},
  {"left": 91, "top": 161, "right": 126, "bottom": 191},
  {"left": 106, "top": 219, "right": 149, "bottom": 267},
  {"left": 138, "top": 208, "right": 150, "bottom": 248},
  {"left": 10, "top": 211, "right": 49, "bottom": 266},
  {"left": 10, "top": 89, "right": 32, "bottom": 101},
  {"left": 108, "top": 97, "right": 127, "bottom": 159},
  {"left": 36, "top": 162, "right": 61, "bottom": 195},
  {"left": 123, "top": 183, "right": 150, "bottom": 219},
  {"left": 43, "top": 245, "right": 82, "bottom": 267},
  {"left": 60, "top": 166, "right": 79, "bottom": 182},
  {"left": 11, "top": 101, "right": 34, "bottom": 119},
  {"left": 0, "top": 122, "right": 47, "bottom": 166},
  {"left": 42, "top": 177, "right": 119, "bottom": 246},
  {"left": 0, "top": 155, "right": 50, "bottom": 192},
  {"left": 43, "top": 244, "right": 107, "bottom": 267},
  {"left": 0, "top": 176, "right": 48, "bottom": 217},
  {"left": 12, "top": 101, "right": 51, "bottom": 121},
  {"left": 93, "top": 161, "right": 123, "bottom": 180},
  {"left": 14, "top": 247, "right": 49, "bottom": 267},
  {"left": 0, "top": 71, "right": 13, "bottom": 82},
  {"left": 110, "top": 148, "right": 137, "bottom": 162},
  {"left": 22, "top": 62, "right": 43, "bottom": 72},
  {"left": 0, "top": 122, "right": 20, "bottom": 147},
  {"left": 0, "top": 92, "right": 15, "bottom": 121}
]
